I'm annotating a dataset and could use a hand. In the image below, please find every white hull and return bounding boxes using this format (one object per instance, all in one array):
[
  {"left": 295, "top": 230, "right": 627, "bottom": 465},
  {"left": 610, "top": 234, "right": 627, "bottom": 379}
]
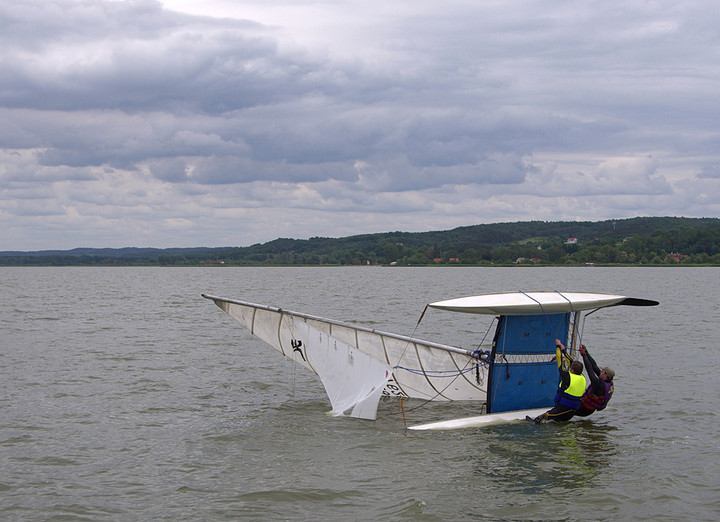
[
  {"left": 429, "top": 291, "right": 627, "bottom": 315},
  {"left": 408, "top": 408, "right": 548, "bottom": 430}
]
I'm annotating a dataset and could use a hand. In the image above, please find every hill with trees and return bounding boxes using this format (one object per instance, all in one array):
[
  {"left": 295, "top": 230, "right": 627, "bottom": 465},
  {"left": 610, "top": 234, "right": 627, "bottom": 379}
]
[{"left": 2, "top": 217, "right": 719, "bottom": 266}]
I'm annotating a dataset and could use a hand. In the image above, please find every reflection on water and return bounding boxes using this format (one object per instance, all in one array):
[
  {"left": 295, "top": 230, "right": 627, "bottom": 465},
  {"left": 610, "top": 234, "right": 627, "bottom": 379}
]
[{"left": 473, "top": 421, "right": 618, "bottom": 494}]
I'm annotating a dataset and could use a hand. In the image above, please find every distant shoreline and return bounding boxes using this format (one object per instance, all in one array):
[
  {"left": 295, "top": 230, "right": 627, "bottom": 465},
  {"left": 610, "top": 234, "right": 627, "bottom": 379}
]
[
  {"left": 2, "top": 263, "right": 718, "bottom": 268},
  {"left": 3, "top": 216, "right": 719, "bottom": 267}
]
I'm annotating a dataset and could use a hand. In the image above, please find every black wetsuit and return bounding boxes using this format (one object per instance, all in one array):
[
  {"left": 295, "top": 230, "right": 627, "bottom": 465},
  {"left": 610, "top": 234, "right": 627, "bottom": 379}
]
[
  {"left": 535, "top": 368, "right": 577, "bottom": 422},
  {"left": 575, "top": 350, "right": 610, "bottom": 417}
]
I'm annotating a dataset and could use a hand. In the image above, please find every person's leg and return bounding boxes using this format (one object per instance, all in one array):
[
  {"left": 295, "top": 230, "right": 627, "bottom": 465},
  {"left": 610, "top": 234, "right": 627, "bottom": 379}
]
[{"left": 533, "top": 406, "right": 574, "bottom": 423}]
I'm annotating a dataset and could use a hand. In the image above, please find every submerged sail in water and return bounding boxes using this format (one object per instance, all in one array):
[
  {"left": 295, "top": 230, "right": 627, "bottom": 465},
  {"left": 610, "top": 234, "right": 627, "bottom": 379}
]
[
  {"left": 202, "top": 295, "right": 487, "bottom": 420},
  {"left": 294, "top": 321, "right": 392, "bottom": 419}
]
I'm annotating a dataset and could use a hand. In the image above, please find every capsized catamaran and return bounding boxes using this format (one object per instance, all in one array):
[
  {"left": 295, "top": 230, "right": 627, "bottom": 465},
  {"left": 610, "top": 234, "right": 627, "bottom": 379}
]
[{"left": 202, "top": 291, "right": 658, "bottom": 423}]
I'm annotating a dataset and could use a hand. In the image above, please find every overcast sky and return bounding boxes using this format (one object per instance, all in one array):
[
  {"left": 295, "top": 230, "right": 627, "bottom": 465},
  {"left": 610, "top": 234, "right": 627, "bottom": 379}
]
[{"left": 2, "top": 0, "right": 719, "bottom": 250}]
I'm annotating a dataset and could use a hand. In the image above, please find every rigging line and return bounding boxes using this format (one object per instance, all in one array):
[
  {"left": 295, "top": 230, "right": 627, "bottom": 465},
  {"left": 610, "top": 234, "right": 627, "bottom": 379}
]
[
  {"left": 291, "top": 356, "right": 297, "bottom": 396},
  {"left": 554, "top": 290, "right": 578, "bottom": 352},
  {"left": 392, "top": 312, "right": 492, "bottom": 383},
  {"left": 519, "top": 291, "right": 558, "bottom": 339},
  {"left": 390, "top": 304, "right": 491, "bottom": 416},
  {"left": 399, "top": 337, "right": 487, "bottom": 416},
  {"left": 472, "top": 317, "right": 496, "bottom": 389},
  {"left": 490, "top": 315, "right": 513, "bottom": 407},
  {"left": 570, "top": 311, "right": 582, "bottom": 348},
  {"left": 519, "top": 291, "right": 575, "bottom": 357},
  {"left": 554, "top": 290, "right": 574, "bottom": 314},
  {"left": 578, "top": 306, "right": 601, "bottom": 345},
  {"left": 473, "top": 316, "right": 497, "bottom": 352},
  {"left": 391, "top": 305, "right": 428, "bottom": 369},
  {"left": 416, "top": 304, "right": 429, "bottom": 326},
  {"left": 396, "top": 365, "right": 481, "bottom": 377},
  {"left": 500, "top": 354, "right": 510, "bottom": 380},
  {"left": 285, "top": 311, "right": 297, "bottom": 396},
  {"left": 390, "top": 304, "right": 473, "bottom": 402},
  {"left": 488, "top": 317, "right": 502, "bottom": 409},
  {"left": 393, "top": 355, "right": 484, "bottom": 416}
]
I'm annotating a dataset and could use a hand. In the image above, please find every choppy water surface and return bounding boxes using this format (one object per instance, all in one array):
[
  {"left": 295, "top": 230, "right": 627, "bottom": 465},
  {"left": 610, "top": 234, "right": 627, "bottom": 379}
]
[{"left": 2, "top": 266, "right": 719, "bottom": 520}]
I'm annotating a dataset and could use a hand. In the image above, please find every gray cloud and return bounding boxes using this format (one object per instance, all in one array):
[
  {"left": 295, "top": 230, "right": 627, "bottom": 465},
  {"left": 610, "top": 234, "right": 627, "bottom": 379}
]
[
  {"left": 1, "top": 0, "right": 719, "bottom": 249},
  {"left": 698, "top": 165, "right": 720, "bottom": 179}
]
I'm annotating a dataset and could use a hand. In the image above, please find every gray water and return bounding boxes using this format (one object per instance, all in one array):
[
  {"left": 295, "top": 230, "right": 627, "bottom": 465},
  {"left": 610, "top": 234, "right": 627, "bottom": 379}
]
[{"left": 1, "top": 266, "right": 719, "bottom": 520}]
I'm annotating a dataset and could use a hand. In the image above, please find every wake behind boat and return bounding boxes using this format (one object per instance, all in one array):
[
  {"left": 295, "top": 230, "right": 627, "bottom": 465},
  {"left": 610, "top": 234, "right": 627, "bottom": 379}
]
[{"left": 202, "top": 291, "right": 658, "bottom": 424}]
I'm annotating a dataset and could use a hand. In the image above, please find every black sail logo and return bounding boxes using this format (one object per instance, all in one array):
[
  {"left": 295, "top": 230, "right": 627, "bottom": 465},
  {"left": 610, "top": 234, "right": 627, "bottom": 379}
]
[{"left": 291, "top": 339, "right": 305, "bottom": 361}]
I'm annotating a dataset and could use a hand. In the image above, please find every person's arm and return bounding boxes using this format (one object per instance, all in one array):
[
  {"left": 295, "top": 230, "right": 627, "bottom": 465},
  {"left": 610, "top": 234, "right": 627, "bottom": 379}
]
[
  {"left": 555, "top": 340, "right": 572, "bottom": 371},
  {"left": 580, "top": 345, "right": 601, "bottom": 375},
  {"left": 558, "top": 367, "right": 570, "bottom": 390},
  {"left": 580, "top": 345, "right": 604, "bottom": 394},
  {"left": 556, "top": 340, "right": 571, "bottom": 389}
]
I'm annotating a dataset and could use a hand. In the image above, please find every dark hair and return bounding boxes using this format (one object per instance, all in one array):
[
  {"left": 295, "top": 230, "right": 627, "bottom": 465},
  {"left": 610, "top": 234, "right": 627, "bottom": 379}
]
[{"left": 570, "top": 361, "right": 584, "bottom": 374}]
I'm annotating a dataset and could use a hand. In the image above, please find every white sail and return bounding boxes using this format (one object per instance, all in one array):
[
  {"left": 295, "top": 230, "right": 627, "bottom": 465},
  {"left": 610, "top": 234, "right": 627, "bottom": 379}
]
[
  {"left": 202, "top": 295, "right": 488, "bottom": 414},
  {"left": 295, "top": 321, "right": 392, "bottom": 420}
]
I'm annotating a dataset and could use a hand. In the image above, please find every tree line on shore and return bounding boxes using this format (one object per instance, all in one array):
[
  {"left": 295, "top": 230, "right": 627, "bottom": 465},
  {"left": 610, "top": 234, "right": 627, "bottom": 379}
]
[{"left": 2, "top": 217, "right": 719, "bottom": 266}]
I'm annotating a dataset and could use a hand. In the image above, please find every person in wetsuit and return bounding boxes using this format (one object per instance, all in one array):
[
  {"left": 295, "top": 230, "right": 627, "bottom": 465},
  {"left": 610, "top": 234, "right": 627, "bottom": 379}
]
[
  {"left": 533, "top": 340, "right": 586, "bottom": 423},
  {"left": 574, "top": 344, "right": 614, "bottom": 417}
]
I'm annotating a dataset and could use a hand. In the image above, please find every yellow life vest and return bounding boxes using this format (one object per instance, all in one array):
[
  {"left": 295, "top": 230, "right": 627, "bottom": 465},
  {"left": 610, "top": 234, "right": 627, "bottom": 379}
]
[{"left": 566, "top": 372, "right": 587, "bottom": 398}]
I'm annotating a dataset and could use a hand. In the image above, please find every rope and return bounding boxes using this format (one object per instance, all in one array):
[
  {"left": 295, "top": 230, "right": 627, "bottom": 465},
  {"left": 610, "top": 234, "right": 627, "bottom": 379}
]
[
  {"left": 392, "top": 354, "right": 487, "bottom": 417},
  {"left": 395, "top": 364, "right": 484, "bottom": 377},
  {"left": 518, "top": 290, "right": 579, "bottom": 358},
  {"left": 520, "top": 291, "right": 559, "bottom": 339},
  {"left": 555, "top": 290, "right": 574, "bottom": 314},
  {"left": 554, "top": 290, "right": 578, "bottom": 354},
  {"left": 393, "top": 305, "right": 494, "bottom": 418},
  {"left": 391, "top": 304, "right": 429, "bottom": 369},
  {"left": 472, "top": 318, "right": 496, "bottom": 386}
]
